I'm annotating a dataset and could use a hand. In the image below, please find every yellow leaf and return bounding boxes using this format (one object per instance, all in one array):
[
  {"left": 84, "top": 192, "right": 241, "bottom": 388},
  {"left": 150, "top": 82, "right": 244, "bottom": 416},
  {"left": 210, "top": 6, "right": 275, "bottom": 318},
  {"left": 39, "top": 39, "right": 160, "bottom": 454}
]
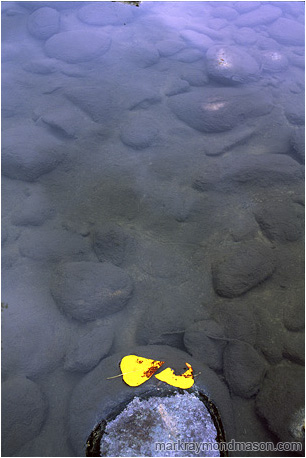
[
  {"left": 120, "top": 355, "right": 165, "bottom": 386},
  {"left": 155, "top": 362, "right": 194, "bottom": 389}
]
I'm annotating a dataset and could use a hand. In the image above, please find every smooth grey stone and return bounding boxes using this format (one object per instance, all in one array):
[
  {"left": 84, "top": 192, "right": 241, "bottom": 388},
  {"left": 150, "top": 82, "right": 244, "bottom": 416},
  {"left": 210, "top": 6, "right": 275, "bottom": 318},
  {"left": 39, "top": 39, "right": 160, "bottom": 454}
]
[
  {"left": 224, "top": 341, "right": 267, "bottom": 398},
  {"left": 256, "top": 364, "right": 305, "bottom": 442},
  {"left": 45, "top": 30, "right": 111, "bottom": 63},
  {"left": 50, "top": 261, "right": 133, "bottom": 321},
  {"left": 212, "top": 240, "right": 276, "bottom": 298}
]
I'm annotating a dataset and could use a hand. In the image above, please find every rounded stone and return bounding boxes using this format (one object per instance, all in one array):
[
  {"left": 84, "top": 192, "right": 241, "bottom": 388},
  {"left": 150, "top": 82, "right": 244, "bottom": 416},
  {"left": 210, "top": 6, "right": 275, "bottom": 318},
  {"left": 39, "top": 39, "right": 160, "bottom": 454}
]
[
  {"left": 261, "top": 50, "right": 289, "bottom": 73},
  {"left": 92, "top": 224, "right": 129, "bottom": 266},
  {"left": 291, "top": 127, "right": 305, "bottom": 163},
  {"left": 269, "top": 18, "right": 305, "bottom": 46},
  {"left": 184, "top": 320, "right": 226, "bottom": 371},
  {"left": 206, "top": 46, "right": 260, "bottom": 85},
  {"left": 19, "top": 228, "right": 90, "bottom": 262},
  {"left": 64, "top": 321, "right": 114, "bottom": 372},
  {"left": 169, "top": 87, "right": 272, "bottom": 133},
  {"left": 2, "top": 376, "right": 47, "bottom": 456},
  {"left": 77, "top": 2, "right": 134, "bottom": 26},
  {"left": 2, "top": 125, "right": 63, "bottom": 182},
  {"left": 27, "top": 7, "right": 60, "bottom": 40},
  {"left": 50, "top": 261, "right": 133, "bottom": 321},
  {"left": 254, "top": 202, "right": 304, "bottom": 243},
  {"left": 256, "top": 364, "right": 305, "bottom": 442},
  {"left": 120, "top": 113, "right": 160, "bottom": 149},
  {"left": 234, "top": 4, "right": 282, "bottom": 27},
  {"left": 212, "top": 241, "right": 276, "bottom": 298},
  {"left": 45, "top": 30, "right": 111, "bottom": 63},
  {"left": 223, "top": 341, "right": 267, "bottom": 398},
  {"left": 232, "top": 27, "right": 258, "bottom": 46},
  {"left": 157, "top": 39, "right": 186, "bottom": 57}
]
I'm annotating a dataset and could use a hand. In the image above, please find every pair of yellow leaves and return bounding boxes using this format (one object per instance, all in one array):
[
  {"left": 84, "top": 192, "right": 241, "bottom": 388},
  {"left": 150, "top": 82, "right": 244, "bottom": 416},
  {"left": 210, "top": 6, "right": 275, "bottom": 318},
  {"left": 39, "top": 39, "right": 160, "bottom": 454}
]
[{"left": 118, "top": 355, "right": 194, "bottom": 389}]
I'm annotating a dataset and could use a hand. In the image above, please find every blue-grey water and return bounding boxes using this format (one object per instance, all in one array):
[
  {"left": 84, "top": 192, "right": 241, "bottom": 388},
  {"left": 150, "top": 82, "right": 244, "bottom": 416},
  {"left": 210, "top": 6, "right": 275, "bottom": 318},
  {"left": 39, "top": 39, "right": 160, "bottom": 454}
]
[{"left": 1, "top": 1, "right": 305, "bottom": 457}]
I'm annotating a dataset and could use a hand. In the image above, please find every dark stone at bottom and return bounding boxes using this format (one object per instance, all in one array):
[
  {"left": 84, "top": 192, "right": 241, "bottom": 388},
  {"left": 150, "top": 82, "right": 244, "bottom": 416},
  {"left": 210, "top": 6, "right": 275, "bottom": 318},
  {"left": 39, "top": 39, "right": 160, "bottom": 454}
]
[{"left": 69, "top": 346, "right": 234, "bottom": 456}]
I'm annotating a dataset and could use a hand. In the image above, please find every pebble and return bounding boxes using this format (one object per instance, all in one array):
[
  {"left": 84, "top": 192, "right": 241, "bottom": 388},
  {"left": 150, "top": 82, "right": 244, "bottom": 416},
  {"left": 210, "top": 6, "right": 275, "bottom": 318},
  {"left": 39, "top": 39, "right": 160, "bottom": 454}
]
[
  {"left": 284, "top": 93, "right": 305, "bottom": 126},
  {"left": 269, "top": 18, "right": 305, "bottom": 46},
  {"left": 77, "top": 2, "right": 134, "bottom": 26},
  {"left": 283, "top": 298, "right": 305, "bottom": 332},
  {"left": 2, "top": 125, "right": 63, "bottom": 182},
  {"left": 232, "top": 27, "right": 258, "bottom": 46},
  {"left": 234, "top": 5, "right": 282, "bottom": 27},
  {"left": 168, "top": 87, "right": 272, "bottom": 133},
  {"left": 11, "top": 191, "right": 55, "bottom": 226},
  {"left": 180, "top": 29, "right": 214, "bottom": 51},
  {"left": 184, "top": 320, "right": 226, "bottom": 371},
  {"left": 206, "top": 46, "right": 260, "bottom": 85},
  {"left": 223, "top": 341, "right": 267, "bottom": 398},
  {"left": 255, "top": 307, "right": 284, "bottom": 364},
  {"left": 210, "top": 6, "right": 238, "bottom": 21},
  {"left": 283, "top": 331, "right": 305, "bottom": 365},
  {"left": 254, "top": 202, "right": 304, "bottom": 243},
  {"left": 19, "top": 228, "right": 90, "bottom": 262},
  {"left": 64, "top": 321, "right": 114, "bottom": 372},
  {"left": 120, "top": 112, "right": 160, "bottom": 149},
  {"left": 256, "top": 363, "right": 305, "bottom": 442},
  {"left": 50, "top": 261, "right": 133, "bottom": 321},
  {"left": 212, "top": 240, "right": 276, "bottom": 298},
  {"left": 45, "top": 30, "right": 111, "bottom": 63},
  {"left": 92, "top": 224, "right": 130, "bottom": 266},
  {"left": 193, "top": 153, "right": 304, "bottom": 192},
  {"left": 261, "top": 50, "right": 289, "bottom": 73},
  {"left": 232, "top": 2, "right": 260, "bottom": 13},
  {"left": 27, "top": 7, "right": 60, "bottom": 40},
  {"left": 157, "top": 39, "right": 186, "bottom": 57},
  {"left": 2, "top": 377, "right": 48, "bottom": 456}
]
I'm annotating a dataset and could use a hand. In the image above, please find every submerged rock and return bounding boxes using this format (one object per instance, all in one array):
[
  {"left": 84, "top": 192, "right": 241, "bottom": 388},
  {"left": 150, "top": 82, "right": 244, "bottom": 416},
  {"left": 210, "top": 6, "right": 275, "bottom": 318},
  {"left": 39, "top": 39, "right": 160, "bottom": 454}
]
[
  {"left": 256, "top": 364, "right": 305, "bottom": 443},
  {"left": 269, "top": 18, "right": 305, "bottom": 46},
  {"left": 45, "top": 30, "right": 111, "bottom": 63},
  {"left": 212, "top": 240, "right": 276, "bottom": 298},
  {"left": 2, "top": 125, "right": 63, "bottom": 182},
  {"left": 206, "top": 46, "right": 260, "bottom": 85},
  {"left": 27, "top": 7, "right": 60, "bottom": 39},
  {"left": 64, "top": 321, "right": 114, "bottom": 372},
  {"left": 100, "top": 393, "right": 219, "bottom": 457},
  {"left": 223, "top": 341, "right": 267, "bottom": 398},
  {"left": 2, "top": 376, "right": 47, "bottom": 456},
  {"left": 168, "top": 87, "right": 272, "bottom": 133},
  {"left": 184, "top": 320, "right": 226, "bottom": 371},
  {"left": 50, "top": 261, "right": 133, "bottom": 321}
]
